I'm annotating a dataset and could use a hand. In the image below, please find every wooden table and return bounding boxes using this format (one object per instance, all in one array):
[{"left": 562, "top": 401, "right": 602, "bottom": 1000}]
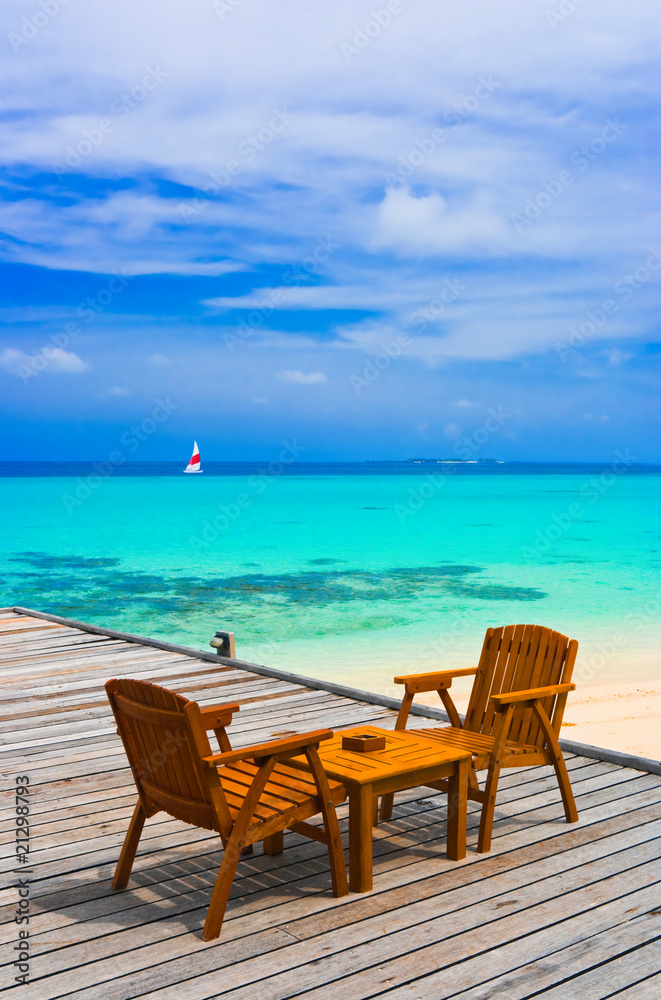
[{"left": 289, "top": 725, "right": 471, "bottom": 892}]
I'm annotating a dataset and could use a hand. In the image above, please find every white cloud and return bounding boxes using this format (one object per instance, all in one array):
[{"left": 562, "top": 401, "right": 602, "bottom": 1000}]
[
  {"left": 276, "top": 370, "right": 328, "bottom": 384},
  {"left": 147, "top": 353, "right": 170, "bottom": 366},
  {"left": 0, "top": 347, "right": 89, "bottom": 375},
  {"left": 41, "top": 348, "right": 89, "bottom": 372},
  {"left": 107, "top": 386, "right": 132, "bottom": 396},
  {"left": 0, "top": 348, "right": 28, "bottom": 374},
  {"left": 373, "top": 186, "right": 511, "bottom": 257}
]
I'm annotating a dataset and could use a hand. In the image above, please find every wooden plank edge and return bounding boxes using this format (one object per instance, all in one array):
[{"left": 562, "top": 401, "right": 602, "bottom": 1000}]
[
  {"left": 557, "top": 739, "right": 661, "bottom": 777},
  {"left": 10, "top": 606, "right": 661, "bottom": 776}
]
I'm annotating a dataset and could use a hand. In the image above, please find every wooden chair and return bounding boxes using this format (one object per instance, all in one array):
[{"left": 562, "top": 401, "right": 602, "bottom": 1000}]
[
  {"left": 380, "top": 624, "right": 579, "bottom": 853},
  {"left": 106, "top": 678, "right": 348, "bottom": 940}
]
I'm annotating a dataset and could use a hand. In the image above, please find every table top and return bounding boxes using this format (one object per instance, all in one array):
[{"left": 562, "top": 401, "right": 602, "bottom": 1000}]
[{"left": 289, "top": 725, "right": 471, "bottom": 787}]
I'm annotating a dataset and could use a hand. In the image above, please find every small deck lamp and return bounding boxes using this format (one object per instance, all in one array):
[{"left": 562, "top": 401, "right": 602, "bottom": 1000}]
[{"left": 209, "top": 630, "right": 236, "bottom": 658}]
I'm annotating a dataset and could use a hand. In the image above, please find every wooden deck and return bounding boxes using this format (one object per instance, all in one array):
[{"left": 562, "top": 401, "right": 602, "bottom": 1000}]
[{"left": 1, "top": 608, "right": 660, "bottom": 999}]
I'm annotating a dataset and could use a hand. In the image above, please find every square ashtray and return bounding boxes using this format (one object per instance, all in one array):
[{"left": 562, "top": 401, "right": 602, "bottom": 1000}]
[{"left": 341, "top": 733, "right": 386, "bottom": 752}]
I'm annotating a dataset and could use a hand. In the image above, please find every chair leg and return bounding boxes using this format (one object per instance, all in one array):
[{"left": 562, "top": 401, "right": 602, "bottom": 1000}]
[
  {"left": 550, "top": 746, "right": 579, "bottom": 823},
  {"left": 203, "top": 756, "right": 276, "bottom": 940},
  {"left": 305, "top": 745, "right": 348, "bottom": 897},
  {"left": 380, "top": 792, "right": 394, "bottom": 822},
  {"left": 263, "top": 831, "right": 284, "bottom": 855},
  {"left": 202, "top": 835, "right": 243, "bottom": 942},
  {"left": 325, "top": 814, "right": 349, "bottom": 899},
  {"left": 476, "top": 759, "right": 501, "bottom": 853},
  {"left": 477, "top": 703, "right": 514, "bottom": 854},
  {"left": 533, "top": 702, "right": 579, "bottom": 824},
  {"left": 112, "top": 800, "right": 147, "bottom": 890}
]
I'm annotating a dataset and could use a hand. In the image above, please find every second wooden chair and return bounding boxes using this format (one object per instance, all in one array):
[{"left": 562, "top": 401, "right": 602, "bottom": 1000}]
[{"left": 380, "top": 624, "right": 579, "bottom": 852}]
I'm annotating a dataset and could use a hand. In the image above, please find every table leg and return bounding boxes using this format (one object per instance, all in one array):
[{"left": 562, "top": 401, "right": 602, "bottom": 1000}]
[
  {"left": 348, "top": 784, "right": 374, "bottom": 892},
  {"left": 446, "top": 757, "right": 468, "bottom": 861}
]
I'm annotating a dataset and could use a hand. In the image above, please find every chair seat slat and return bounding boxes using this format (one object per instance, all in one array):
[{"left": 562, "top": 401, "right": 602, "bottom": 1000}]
[
  {"left": 219, "top": 765, "right": 344, "bottom": 816},
  {"left": 413, "top": 726, "right": 540, "bottom": 755}
]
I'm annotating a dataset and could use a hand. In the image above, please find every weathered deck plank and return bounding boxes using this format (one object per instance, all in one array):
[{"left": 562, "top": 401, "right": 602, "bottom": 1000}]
[
  {"left": 1, "top": 609, "right": 659, "bottom": 999},
  {"left": 607, "top": 972, "right": 661, "bottom": 999}
]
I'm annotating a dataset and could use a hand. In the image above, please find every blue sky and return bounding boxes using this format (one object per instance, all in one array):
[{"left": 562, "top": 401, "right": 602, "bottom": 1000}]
[{"left": 0, "top": 0, "right": 659, "bottom": 461}]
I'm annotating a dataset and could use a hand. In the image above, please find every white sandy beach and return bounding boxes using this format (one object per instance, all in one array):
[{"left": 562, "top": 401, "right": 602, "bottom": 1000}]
[{"left": 559, "top": 682, "right": 661, "bottom": 761}]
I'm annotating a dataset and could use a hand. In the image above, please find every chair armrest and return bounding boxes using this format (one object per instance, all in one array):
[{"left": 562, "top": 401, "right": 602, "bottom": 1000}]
[
  {"left": 198, "top": 703, "right": 240, "bottom": 730},
  {"left": 203, "top": 729, "right": 333, "bottom": 767},
  {"left": 394, "top": 667, "right": 477, "bottom": 693},
  {"left": 490, "top": 683, "right": 575, "bottom": 709}
]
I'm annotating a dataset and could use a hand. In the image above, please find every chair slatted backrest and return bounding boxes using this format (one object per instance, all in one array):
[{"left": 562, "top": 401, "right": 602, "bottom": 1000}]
[
  {"left": 107, "top": 678, "right": 231, "bottom": 834},
  {"left": 464, "top": 624, "right": 577, "bottom": 747}
]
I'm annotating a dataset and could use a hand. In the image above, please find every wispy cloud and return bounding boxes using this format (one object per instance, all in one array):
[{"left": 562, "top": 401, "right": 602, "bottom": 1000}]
[
  {"left": 105, "top": 386, "right": 133, "bottom": 396},
  {"left": 0, "top": 347, "right": 89, "bottom": 376},
  {"left": 276, "top": 370, "right": 328, "bottom": 385}
]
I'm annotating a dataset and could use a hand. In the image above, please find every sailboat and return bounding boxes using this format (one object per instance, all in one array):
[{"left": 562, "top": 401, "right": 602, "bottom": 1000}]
[{"left": 184, "top": 441, "right": 203, "bottom": 474}]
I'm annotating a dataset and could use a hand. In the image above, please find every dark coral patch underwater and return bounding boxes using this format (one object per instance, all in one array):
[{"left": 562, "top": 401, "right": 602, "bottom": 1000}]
[
  {"left": 3, "top": 552, "right": 547, "bottom": 624},
  {"left": 8, "top": 552, "right": 121, "bottom": 569}
]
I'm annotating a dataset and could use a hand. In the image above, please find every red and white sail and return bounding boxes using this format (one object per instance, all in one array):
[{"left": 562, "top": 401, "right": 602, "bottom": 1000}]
[{"left": 184, "top": 441, "right": 202, "bottom": 473}]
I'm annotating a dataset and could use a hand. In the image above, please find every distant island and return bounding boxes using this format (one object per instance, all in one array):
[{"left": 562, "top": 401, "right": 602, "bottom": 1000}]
[{"left": 405, "top": 458, "right": 504, "bottom": 464}]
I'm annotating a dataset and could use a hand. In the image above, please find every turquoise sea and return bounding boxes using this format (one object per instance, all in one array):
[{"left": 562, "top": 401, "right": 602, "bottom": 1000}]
[{"left": 1, "top": 462, "right": 659, "bottom": 699}]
